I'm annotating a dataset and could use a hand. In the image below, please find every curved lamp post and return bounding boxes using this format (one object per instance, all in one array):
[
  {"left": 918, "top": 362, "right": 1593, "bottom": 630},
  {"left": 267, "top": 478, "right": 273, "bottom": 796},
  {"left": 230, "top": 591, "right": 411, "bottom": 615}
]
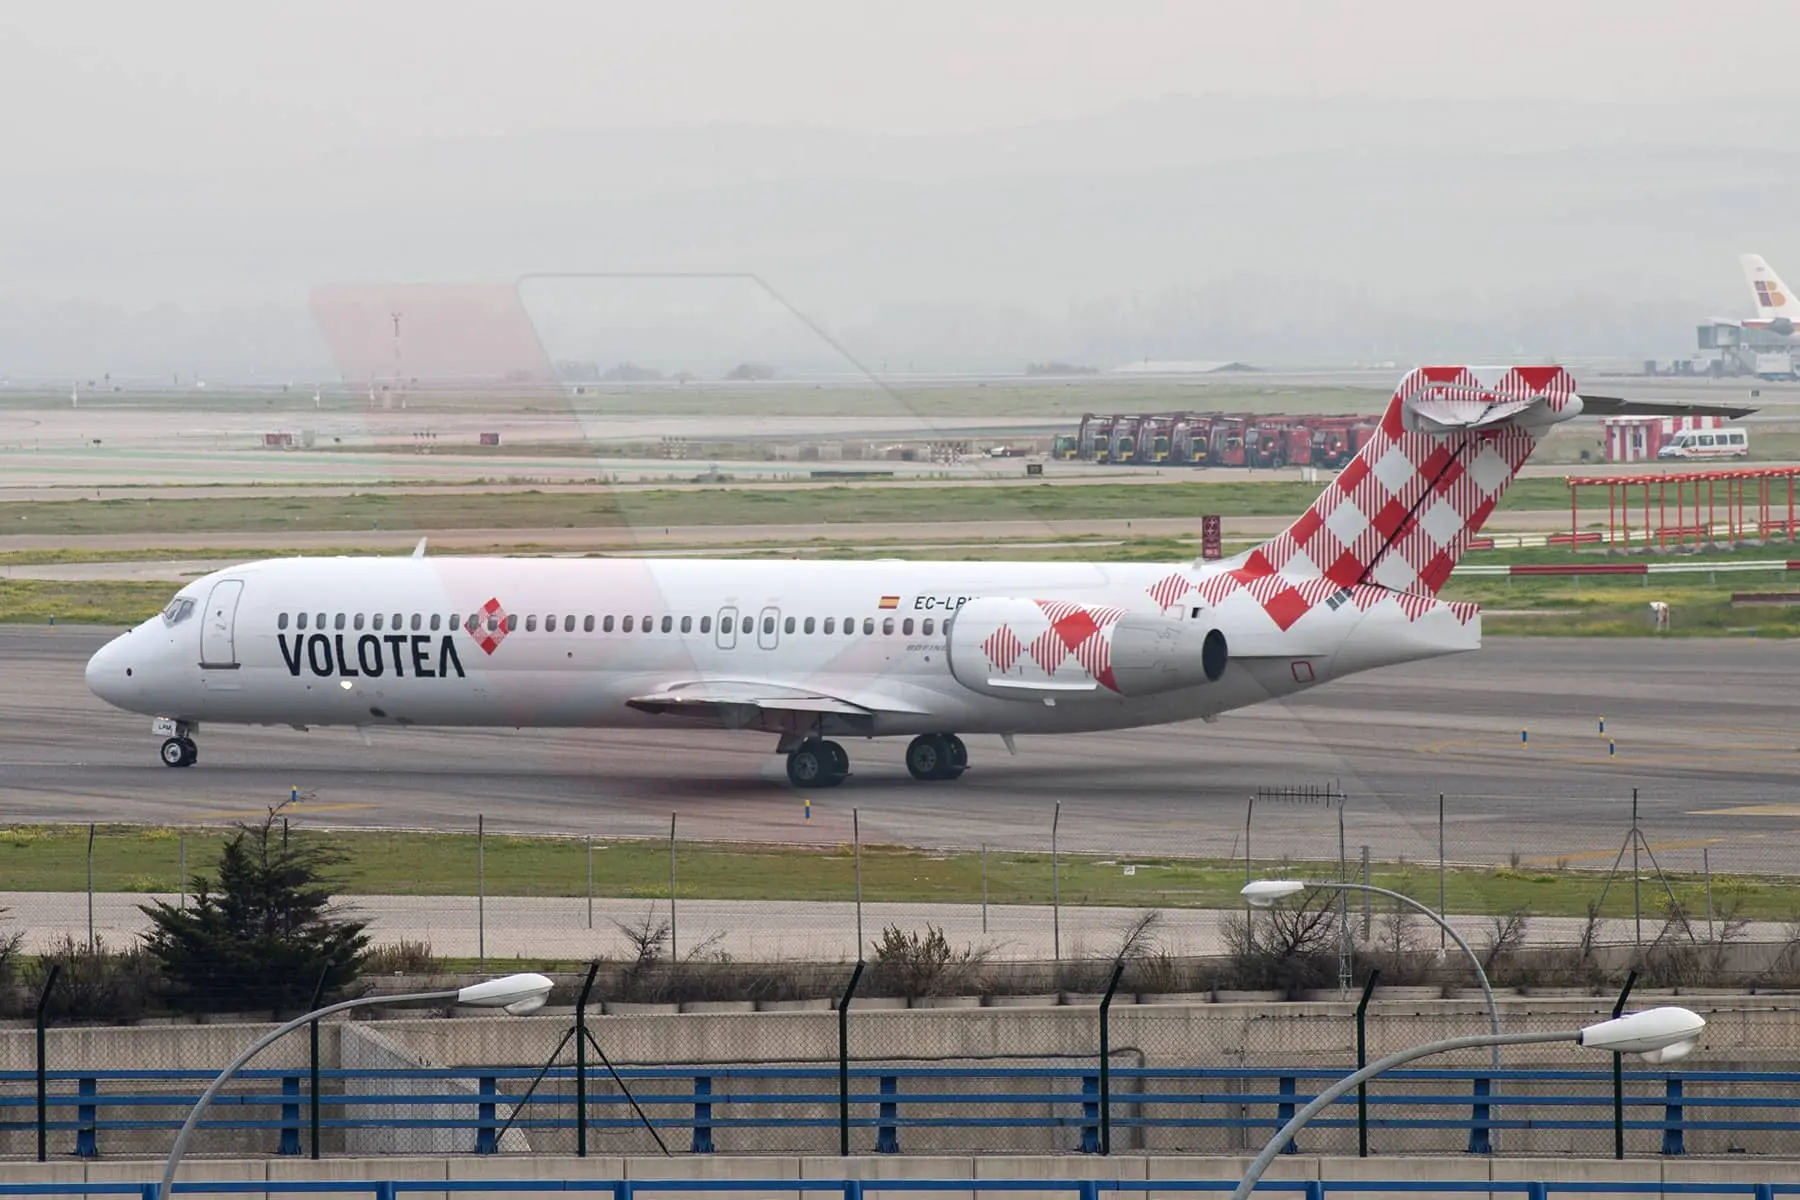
[
  {"left": 157, "top": 972, "right": 554, "bottom": 1200},
  {"left": 1241, "top": 878, "right": 1501, "bottom": 1068},
  {"left": 1229, "top": 1005, "right": 1705, "bottom": 1200}
]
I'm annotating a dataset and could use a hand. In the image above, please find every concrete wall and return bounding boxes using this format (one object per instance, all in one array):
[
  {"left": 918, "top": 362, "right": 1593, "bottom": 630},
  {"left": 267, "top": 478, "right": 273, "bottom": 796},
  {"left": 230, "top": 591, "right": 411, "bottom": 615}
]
[
  {"left": 7, "top": 1154, "right": 1800, "bottom": 1200},
  {"left": 6, "top": 996, "right": 1800, "bottom": 1162}
]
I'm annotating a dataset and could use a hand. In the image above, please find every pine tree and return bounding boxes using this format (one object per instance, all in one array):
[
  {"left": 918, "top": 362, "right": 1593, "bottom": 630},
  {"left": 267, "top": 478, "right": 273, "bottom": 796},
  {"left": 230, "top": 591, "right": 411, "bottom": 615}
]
[{"left": 140, "top": 804, "right": 369, "bottom": 1013}]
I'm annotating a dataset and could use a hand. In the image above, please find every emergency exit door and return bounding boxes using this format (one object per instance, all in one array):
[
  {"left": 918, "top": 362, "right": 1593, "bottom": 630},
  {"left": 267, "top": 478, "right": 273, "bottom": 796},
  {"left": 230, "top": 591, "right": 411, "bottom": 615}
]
[{"left": 199, "top": 580, "right": 243, "bottom": 668}]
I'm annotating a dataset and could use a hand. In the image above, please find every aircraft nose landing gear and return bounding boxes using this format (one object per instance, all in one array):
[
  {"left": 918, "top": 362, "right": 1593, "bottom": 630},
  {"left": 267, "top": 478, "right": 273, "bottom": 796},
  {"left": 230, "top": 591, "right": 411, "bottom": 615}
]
[
  {"left": 906, "top": 734, "right": 966, "bottom": 781},
  {"left": 154, "top": 719, "right": 197, "bottom": 768}
]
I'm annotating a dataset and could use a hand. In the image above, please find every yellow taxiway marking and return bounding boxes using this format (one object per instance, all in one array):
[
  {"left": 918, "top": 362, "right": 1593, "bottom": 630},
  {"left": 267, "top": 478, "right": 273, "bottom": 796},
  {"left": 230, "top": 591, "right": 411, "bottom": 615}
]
[
  {"left": 179, "top": 802, "right": 376, "bottom": 821},
  {"left": 1688, "top": 804, "right": 1800, "bottom": 818}
]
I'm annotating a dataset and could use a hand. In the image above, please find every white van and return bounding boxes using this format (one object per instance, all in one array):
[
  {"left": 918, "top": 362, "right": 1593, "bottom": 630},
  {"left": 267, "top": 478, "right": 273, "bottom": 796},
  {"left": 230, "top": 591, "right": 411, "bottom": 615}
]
[{"left": 1658, "top": 426, "right": 1750, "bottom": 460}]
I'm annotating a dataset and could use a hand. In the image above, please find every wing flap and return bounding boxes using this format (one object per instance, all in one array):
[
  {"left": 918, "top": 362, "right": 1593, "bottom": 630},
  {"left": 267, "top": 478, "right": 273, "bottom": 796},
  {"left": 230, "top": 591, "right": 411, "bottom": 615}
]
[{"left": 626, "top": 679, "right": 929, "bottom": 719}]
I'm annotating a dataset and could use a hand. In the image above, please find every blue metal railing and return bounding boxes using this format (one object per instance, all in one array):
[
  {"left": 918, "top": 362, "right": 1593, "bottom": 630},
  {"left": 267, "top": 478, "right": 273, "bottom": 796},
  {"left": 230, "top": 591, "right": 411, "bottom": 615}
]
[
  {"left": 0, "top": 1179, "right": 1798, "bottom": 1200},
  {"left": 4, "top": 1064, "right": 1797, "bottom": 1158}
]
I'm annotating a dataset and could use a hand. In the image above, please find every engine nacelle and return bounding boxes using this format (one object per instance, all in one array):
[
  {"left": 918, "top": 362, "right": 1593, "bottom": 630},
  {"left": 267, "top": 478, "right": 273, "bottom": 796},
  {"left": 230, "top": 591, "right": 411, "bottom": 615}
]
[{"left": 946, "top": 597, "right": 1228, "bottom": 701}]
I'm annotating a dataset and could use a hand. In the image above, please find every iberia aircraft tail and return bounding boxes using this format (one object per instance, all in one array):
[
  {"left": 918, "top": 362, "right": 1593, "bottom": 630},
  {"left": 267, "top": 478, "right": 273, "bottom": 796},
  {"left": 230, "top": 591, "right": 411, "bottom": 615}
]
[
  {"left": 1742, "top": 253, "right": 1800, "bottom": 329},
  {"left": 1189, "top": 365, "right": 1579, "bottom": 631}
]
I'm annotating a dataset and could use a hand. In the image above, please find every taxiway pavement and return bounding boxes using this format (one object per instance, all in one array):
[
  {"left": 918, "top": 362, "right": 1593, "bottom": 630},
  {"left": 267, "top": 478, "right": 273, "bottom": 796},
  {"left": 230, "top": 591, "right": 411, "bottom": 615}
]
[{"left": 3, "top": 628, "right": 1796, "bottom": 880}]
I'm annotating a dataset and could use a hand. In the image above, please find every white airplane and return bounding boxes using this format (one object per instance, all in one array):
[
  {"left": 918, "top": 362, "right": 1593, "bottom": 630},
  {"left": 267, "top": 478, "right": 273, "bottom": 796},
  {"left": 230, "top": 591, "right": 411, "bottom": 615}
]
[{"left": 81, "top": 365, "right": 1702, "bottom": 788}]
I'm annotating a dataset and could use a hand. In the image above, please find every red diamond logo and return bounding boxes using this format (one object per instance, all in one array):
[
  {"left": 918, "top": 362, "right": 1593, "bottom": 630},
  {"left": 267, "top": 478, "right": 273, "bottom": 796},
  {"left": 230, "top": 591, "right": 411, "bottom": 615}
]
[{"left": 468, "top": 597, "right": 510, "bottom": 656}]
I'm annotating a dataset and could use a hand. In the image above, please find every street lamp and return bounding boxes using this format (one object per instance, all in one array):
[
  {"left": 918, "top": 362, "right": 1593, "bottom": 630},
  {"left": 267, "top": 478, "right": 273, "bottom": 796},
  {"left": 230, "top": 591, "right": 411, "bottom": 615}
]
[
  {"left": 1241, "top": 878, "right": 1500, "bottom": 1068},
  {"left": 1229, "top": 1006, "right": 1705, "bottom": 1200},
  {"left": 157, "top": 972, "right": 554, "bottom": 1200}
]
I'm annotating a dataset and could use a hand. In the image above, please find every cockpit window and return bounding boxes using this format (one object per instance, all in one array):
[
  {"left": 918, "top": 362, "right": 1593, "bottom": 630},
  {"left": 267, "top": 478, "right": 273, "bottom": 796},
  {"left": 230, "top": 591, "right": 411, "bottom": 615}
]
[{"left": 161, "top": 597, "right": 196, "bottom": 626}]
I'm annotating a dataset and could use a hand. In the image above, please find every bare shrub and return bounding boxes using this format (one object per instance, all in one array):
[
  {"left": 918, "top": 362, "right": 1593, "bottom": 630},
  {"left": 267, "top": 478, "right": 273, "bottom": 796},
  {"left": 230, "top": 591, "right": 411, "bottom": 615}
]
[
  {"left": 1221, "top": 887, "right": 1340, "bottom": 994},
  {"left": 868, "top": 924, "right": 989, "bottom": 997}
]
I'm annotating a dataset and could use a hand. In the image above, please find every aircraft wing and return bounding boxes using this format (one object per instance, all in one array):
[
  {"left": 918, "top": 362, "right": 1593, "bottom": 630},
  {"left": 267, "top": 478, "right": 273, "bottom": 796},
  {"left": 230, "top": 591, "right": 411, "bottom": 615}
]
[
  {"left": 626, "top": 679, "right": 931, "bottom": 723},
  {"left": 1577, "top": 395, "right": 1759, "bottom": 420}
]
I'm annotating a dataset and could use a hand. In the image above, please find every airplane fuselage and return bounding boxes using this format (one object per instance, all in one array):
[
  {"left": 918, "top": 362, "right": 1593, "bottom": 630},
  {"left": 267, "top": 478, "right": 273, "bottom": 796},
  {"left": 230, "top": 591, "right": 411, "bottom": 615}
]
[{"left": 85, "top": 554, "right": 1475, "bottom": 741}]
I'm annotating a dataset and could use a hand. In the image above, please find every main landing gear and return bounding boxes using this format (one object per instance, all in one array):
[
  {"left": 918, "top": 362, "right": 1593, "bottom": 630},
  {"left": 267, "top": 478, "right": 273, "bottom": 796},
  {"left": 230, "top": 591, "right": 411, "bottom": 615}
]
[
  {"left": 155, "top": 719, "right": 197, "bottom": 768},
  {"left": 781, "top": 733, "right": 969, "bottom": 787},
  {"left": 905, "top": 733, "right": 966, "bottom": 782},
  {"left": 785, "top": 739, "right": 850, "bottom": 788}
]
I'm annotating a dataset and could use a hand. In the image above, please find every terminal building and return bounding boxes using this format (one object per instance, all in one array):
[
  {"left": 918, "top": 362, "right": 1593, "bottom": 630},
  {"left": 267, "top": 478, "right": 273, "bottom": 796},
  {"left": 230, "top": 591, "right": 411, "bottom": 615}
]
[{"left": 1689, "top": 322, "right": 1798, "bottom": 379}]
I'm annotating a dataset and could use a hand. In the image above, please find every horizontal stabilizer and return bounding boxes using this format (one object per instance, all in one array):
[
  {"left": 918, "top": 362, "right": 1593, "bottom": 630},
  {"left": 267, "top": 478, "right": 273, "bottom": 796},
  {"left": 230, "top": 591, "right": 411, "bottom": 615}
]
[{"left": 1575, "top": 396, "right": 1758, "bottom": 421}]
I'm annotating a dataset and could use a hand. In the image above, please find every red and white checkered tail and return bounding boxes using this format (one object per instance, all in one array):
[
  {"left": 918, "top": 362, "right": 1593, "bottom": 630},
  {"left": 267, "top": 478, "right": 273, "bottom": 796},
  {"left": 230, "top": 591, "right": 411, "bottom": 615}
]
[{"left": 1236, "top": 365, "right": 1578, "bottom": 596}]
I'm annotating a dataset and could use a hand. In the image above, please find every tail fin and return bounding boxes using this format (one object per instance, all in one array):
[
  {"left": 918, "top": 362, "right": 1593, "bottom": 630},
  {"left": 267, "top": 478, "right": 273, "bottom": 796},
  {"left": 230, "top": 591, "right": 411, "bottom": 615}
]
[
  {"left": 1231, "top": 365, "right": 1577, "bottom": 597},
  {"left": 1741, "top": 254, "right": 1799, "bottom": 320}
]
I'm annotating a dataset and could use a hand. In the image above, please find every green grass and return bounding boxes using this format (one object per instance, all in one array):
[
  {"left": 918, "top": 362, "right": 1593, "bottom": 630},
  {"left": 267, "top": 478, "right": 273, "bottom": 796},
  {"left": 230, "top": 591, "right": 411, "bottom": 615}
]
[
  {"left": 3, "top": 823, "right": 1794, "bottom": 921},
  {"left": 0, "top": 476, "right": 1579, "bottom": 538},
  {"left": 0, "top": 580, "right": 172, "bottom": 624}
]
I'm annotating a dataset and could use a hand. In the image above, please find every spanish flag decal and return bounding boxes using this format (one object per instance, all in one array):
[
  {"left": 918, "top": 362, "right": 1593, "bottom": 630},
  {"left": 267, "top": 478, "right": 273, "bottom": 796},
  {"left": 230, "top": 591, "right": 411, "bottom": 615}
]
[{"left": 878, "top": 595, "right": 900, "bottom": 609}]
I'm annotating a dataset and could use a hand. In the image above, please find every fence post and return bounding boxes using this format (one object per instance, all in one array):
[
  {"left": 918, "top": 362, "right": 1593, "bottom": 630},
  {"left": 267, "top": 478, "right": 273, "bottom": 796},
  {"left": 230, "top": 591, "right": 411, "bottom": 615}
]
[
  {"left": 1277, "top": 1075, "right": 1298, "bottom": 1155},
  {"left": 576, "top": 962, "right": 600, "bottom": 1158},
  {"left": 1466, "top": 1077, "right": 1492, "bottom": 1156},
  {"left": 475, "top": 1074, "right": 498, "bottom": 1155},
  {"left": 1080, "top": 1074, "right": 1099, "bottom": 1154},
  {"left": 306, "top": 966, "right": 327, "bottom": 1161},
  {"left": 1613, "top": 970, "right": 1637, "bottom": 1161},
  {"left": 35, "top": 963, "right": 59, "bottom": 1164},
  {"left": 877, "top": 1075, "right": 899, "bottom": 1154},
  {"left": 1098, "top": 956, "right": 1127, "bottom": 1155},
  {"left": 837, "top": 960, "right": 865, "bottom": 1157},
  {"left": 75, "top": 1076, "right": 97, "bottom": 1158},
  {"left": 692, "top": 1075, "right": 715, "bottom": 1154},
  {"left": 1355, "top": 969, "right": 1379, "bottom": 1157},
  {"left": 279, "top": 1075, "right": 302, "bottom": 1155},
  {"left": 1662, "top": 1077, "right": 1686, "bottom": 1157}
]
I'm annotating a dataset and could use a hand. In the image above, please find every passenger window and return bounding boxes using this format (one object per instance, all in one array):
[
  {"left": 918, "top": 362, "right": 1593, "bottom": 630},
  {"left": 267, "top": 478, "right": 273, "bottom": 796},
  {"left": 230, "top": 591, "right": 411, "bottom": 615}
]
[
  {"left": 430, "top": 614, "right": 441, "bottom": 632},
  {"left": 391, "top": 613, "right": 401, "bottom": 630},
  {"left": 882, "top": 618, "right": 895, "bottom": 635},
  {"left": 411, "top": 613, "right": 422, "bottom": 632},
  {"left": 604, "top": 615, "right": 615, "bottom": 632},
  {"left": 863, "top": 617, "right": 875, "bottom": 635},
  {"left": 333, "top": 613, "right": 345, "bottom": 631},
  {"left": 505, "top": 615, "right": 518, "bottom": 632},
  {"left": 804, "top": 617, "right": 816, "bottom": 634},
  {"left": 700, "top": 615, "right": 712, "bottom": 633},
  {"left": 643, "top": 614, "right": 653, "bottom": 632},
  {"left": 584, "top": 615, "right": 595, "bottom": 632},
  {"left": 923, "top": 618, "right": 934, "bottom": 636},
  {"left": 785, "top": 616, "right": 796, "bottom": 634},
  {"left": 353, "top": 613, "right": 365, "bottom": 631},
  {"left": 372, "top": 613, "right": 383, "bottom": 631},
  {"left": 662, "top": 615, "right": 673, "bottom": 633},
  {"left": 623, "top": 615, "right": 634, "bottom": 632},
  {"left": 680, "top": 615, "right": 692, "bottom": 633},
  {"left": 845, "top": 616, "right": 855, "bottom": 634},
  {"left": 526, "top": 615, "right": 538, "bottom": 632},
  {"left": 903, "top": 618, "right": 914, "bottom": 635},
  {"left": 824, "top": 617, "right": 835, "bottom": 634},
  {"left": 318, "top": 613, "right": 327, "bottom": 630},
  {"left": 763, "top": 616, "right": 775, "bottom": 634}
]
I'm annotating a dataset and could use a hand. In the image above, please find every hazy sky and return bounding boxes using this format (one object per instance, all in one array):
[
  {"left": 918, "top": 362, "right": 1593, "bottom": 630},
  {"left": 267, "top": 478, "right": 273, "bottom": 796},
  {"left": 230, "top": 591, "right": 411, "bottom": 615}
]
[
  {"left": 7, "top": 0, "right": 1800, "bottom": 164},
  {"left": 5, "top": 3, "right": 1800, "bottom": 374}
]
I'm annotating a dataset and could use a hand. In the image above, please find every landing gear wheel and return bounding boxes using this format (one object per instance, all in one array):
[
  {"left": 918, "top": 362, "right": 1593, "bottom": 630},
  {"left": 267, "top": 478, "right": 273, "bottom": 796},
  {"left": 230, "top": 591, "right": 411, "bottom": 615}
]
[
  {"left": 787, "top": 742, "right": 840, "bottom": 789},
  {"left": 906, "top": 734, "right": 964, "bottom": 781},
  {"left": 821, "top": 740, "right": 850, "bottom": 787},
  {"left": 160, "top": 737, "right": 196, "bottom": 768}
]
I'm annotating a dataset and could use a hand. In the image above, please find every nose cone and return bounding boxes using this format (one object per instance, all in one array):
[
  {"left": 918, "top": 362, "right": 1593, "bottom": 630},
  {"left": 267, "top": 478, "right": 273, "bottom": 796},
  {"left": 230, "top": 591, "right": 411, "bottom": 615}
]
[{"left": 86, "top": 634, "right": 139, "bottom": 710}]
